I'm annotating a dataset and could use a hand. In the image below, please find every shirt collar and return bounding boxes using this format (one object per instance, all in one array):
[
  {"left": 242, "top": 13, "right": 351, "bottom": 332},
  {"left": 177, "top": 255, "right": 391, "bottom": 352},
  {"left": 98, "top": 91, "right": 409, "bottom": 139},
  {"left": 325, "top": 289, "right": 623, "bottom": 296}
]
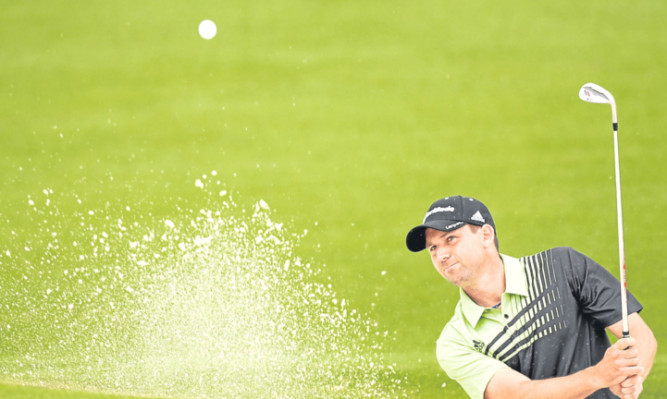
[
  {"left": 460, "top": 254, "right": 528, "bottom": 327},
  {"left": 502, "top": 254, "right": 529, "bottom": 297}
]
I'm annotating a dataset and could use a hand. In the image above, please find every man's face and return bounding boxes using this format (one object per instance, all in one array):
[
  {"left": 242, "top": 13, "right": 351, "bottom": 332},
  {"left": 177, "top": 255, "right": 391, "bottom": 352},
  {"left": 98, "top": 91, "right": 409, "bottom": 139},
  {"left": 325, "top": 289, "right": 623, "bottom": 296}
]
[{"left": 424, "top": 225, "right": 486, "bottom": 287}]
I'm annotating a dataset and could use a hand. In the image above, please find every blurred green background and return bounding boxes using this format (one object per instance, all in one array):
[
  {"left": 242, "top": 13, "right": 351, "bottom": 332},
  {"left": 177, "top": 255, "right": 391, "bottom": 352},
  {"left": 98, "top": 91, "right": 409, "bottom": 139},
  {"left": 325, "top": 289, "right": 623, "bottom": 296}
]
[{"left": 1, "top": 0, "right": 665, "bottom": 397}]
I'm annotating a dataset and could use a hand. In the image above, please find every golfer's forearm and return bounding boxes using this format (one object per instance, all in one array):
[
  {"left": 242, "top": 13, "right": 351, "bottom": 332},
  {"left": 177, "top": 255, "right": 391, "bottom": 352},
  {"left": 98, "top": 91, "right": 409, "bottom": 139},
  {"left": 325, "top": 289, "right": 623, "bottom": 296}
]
[
  {"left": 636, "top": 326, "right": 657, "bottom": 380},
  {"left": 487, "top": 366, "right": 605, "bottom": 399},
  {"left": 634, "top": 316, "right": 657, "bottom": 380},
  {"left": 512, "top": 368, "right": 602, "bottom": 399}
]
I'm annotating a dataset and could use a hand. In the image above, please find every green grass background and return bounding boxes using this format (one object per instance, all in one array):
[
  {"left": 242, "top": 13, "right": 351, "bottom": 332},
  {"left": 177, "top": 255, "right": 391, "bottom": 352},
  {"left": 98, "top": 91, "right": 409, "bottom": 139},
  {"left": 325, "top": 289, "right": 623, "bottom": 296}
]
[{"left": 1, "top": 0, "right": 665, "bottom": 397}]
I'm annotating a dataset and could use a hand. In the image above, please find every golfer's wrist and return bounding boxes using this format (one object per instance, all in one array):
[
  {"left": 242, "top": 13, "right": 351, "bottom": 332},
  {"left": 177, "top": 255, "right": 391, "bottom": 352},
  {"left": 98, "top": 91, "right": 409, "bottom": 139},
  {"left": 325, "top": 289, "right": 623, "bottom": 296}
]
[{"left": 580, "top": 365, "right": 608, "bottom": 392}]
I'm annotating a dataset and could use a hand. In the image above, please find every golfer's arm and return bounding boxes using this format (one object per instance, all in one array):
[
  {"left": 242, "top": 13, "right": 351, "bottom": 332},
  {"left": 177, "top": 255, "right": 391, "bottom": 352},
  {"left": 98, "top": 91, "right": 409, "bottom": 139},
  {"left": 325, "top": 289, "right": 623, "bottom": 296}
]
[
  {"left": 484, "top": 366, "right": 606, "bottom": 399},
  {"left": 607, "top": 312, "right": 657, "bottom": 380},
  {"left": 484, "top": 313, "right": 657, "bottom": 399}
]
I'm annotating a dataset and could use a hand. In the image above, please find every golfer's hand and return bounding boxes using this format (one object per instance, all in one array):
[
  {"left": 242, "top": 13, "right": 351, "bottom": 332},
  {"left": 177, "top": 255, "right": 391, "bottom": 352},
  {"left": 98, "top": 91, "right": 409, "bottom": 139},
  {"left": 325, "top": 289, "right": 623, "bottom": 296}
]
[
  {"left": 610, "top": 373, "right": 644, "bottom": 399},
  {"left": 594, "top": 337, "right": 643, "bottom": 393}
]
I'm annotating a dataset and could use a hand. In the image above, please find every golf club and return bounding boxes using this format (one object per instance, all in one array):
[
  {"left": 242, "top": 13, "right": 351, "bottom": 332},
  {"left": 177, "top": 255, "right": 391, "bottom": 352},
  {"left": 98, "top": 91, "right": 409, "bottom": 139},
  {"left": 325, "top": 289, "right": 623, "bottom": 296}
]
[{"left": 578, "top": 82, "right": 629, "bottom": 339}]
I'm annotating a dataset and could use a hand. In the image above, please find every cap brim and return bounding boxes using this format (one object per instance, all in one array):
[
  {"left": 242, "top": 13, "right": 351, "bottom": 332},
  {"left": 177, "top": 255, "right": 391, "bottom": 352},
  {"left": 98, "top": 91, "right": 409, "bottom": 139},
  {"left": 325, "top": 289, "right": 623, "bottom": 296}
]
[{"left": 405, "top": 220, "right": 466, "bottom": 252}]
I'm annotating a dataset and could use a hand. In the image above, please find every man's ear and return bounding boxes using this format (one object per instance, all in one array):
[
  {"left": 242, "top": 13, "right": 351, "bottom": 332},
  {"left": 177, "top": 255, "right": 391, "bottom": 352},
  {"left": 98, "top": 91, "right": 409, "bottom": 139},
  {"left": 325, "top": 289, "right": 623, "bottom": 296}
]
[{"left": 481, "top": 224, "right": 495, "bottom": 247}]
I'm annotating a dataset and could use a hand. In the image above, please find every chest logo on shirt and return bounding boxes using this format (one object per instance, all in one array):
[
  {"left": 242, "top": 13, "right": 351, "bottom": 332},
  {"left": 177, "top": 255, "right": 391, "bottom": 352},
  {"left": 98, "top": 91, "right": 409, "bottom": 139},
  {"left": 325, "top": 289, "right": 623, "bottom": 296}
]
[{"left": 472, "top": 339, "right": 485, "bottom": 353}]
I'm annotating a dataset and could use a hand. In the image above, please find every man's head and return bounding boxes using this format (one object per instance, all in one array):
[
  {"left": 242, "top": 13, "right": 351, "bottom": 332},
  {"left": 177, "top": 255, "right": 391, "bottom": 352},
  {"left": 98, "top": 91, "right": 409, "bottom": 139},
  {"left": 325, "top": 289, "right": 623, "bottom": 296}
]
[
  {"left": 405, "top": 196, "right": 498, "bottom": 252},
  {"left": 407, "top": 196, "right": 500, "bottom": 286}
]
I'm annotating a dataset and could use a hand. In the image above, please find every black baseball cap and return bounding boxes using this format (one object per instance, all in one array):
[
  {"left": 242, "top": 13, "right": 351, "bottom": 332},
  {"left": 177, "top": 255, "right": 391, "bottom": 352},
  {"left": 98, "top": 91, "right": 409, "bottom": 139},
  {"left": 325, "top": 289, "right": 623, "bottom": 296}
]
[{"left": 405, "top": 196, "right": 496, "bottom": 252}]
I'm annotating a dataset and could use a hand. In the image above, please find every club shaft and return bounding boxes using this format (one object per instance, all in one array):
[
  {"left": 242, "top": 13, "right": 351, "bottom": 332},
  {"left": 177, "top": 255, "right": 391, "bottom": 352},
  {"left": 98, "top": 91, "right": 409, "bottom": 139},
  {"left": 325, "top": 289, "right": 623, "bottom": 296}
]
[{"left": 613, "top": 125, "right": 630, "bottom": 338}]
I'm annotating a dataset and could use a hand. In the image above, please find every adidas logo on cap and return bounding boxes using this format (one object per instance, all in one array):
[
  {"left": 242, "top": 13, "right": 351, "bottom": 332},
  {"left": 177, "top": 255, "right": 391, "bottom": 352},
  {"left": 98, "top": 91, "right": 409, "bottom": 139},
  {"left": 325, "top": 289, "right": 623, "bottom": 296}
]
[{"left": 471, "top": 211, "right": 485, "bottom": 223}]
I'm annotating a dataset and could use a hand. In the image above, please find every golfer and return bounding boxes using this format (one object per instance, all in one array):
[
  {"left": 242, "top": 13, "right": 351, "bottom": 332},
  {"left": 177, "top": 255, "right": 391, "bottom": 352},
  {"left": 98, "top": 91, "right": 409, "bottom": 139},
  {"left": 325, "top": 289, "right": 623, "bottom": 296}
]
[{"left": 406, "top": 196, "right": 656, "bottom": 399}]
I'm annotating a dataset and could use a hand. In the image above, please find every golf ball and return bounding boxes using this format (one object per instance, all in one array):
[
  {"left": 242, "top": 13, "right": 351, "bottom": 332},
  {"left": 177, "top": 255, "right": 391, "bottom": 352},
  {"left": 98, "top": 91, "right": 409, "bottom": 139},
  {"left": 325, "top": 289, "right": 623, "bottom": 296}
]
[{"left": 198, "top": 19, "right": 217, "bottom": 40}]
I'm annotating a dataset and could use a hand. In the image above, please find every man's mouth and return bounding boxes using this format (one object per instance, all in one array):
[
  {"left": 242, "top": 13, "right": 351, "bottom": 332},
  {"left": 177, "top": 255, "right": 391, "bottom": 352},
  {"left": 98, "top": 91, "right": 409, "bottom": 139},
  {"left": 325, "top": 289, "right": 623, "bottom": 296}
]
[{"left": 442, "top": 261, "right": 459, "bottom": 273}]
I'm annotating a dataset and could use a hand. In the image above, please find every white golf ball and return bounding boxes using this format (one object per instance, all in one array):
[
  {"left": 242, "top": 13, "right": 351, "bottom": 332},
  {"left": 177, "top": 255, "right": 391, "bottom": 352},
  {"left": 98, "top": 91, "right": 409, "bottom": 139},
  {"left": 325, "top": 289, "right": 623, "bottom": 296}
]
[{"left": 198, "top": 19, "right": 217, "bottom": 40}]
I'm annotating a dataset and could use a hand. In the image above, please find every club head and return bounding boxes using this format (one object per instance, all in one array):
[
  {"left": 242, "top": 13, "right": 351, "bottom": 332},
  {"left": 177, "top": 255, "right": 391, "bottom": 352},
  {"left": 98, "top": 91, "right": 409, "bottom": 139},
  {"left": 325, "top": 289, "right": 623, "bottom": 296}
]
[
  {"left": 579, "top": 82, "right": 615, "bottom": 105},
  {"left": 579, "top": 82, "right": 618, "bottom": 125}
]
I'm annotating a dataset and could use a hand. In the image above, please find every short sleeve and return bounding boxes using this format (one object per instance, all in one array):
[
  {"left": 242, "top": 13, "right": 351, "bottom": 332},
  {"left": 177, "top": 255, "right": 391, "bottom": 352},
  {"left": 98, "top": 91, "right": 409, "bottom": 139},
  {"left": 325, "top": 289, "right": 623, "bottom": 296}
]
[
  {"left": 437, "top": 324, "right": 508, "bottom": 399},
  {"left": 556, "top": 247, "right": 643, "bottom": 328}
]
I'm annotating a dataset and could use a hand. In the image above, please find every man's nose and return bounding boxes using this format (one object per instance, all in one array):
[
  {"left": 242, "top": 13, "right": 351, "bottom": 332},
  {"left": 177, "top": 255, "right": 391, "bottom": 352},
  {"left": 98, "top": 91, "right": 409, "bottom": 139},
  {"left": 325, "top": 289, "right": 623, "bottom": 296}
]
[{"left": 437, "top": 248, "right": 450, "bottom": 261}]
